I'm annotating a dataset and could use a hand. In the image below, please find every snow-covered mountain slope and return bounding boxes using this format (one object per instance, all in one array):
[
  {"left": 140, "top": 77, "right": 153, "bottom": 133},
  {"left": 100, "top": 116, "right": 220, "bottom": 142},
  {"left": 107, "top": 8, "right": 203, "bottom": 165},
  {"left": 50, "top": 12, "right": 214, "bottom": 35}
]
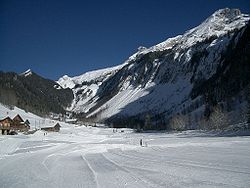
[
  {"left": 58, "top": 8, "right": 250, "bottom": 123},
  {"left": 58, "top": 65, "right": 125, "bottom": 89},
  {"left": 57, "top": 64, "right": 127, "bottom": 112}
]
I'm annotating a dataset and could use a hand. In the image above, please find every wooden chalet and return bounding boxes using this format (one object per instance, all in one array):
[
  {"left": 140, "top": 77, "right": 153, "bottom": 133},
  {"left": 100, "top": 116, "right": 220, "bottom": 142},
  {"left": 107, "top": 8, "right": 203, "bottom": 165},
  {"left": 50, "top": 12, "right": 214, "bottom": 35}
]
[
  {"left": 13, "top": 114, "right": 24, "bottom": 122},
  {"left": 41, "top": 123, "right": 61, "bottom": 132},
  {"left": 0, "top": 117, "right": 13, "bottom": 135},
  {"left": 11, "top": 114, "right": 30, "bottom": 132},
  {"left": 0, "top": 114, "right": 30, "bottom": 135}
]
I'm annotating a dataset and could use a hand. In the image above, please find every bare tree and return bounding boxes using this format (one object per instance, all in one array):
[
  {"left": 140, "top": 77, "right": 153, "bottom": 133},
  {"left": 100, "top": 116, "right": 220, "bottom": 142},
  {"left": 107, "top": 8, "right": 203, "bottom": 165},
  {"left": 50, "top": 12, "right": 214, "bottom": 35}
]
[
  {"left": 209, "top": 106, "right": 229, "bottom": 130},
  {"left": 144, "top": 114, "right": 152, "bottom": 130},
  {"left": 169, "top": 114, "right": 187, "bottom": 131}
]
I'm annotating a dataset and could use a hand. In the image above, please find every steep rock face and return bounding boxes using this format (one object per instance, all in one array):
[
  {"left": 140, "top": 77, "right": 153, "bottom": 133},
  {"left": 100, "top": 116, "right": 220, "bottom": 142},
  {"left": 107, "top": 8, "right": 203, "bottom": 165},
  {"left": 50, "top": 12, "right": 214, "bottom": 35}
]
[{"left": 58, "top": 8, "right": 250, "bottom": 123}]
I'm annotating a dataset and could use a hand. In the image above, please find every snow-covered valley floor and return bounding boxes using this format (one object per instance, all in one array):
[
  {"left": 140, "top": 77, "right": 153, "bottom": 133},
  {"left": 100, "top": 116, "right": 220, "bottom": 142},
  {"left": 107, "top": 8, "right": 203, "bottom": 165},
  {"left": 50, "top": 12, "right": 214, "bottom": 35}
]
[{"left": 0, "top": 125, "right": 250, "bottom": 188}]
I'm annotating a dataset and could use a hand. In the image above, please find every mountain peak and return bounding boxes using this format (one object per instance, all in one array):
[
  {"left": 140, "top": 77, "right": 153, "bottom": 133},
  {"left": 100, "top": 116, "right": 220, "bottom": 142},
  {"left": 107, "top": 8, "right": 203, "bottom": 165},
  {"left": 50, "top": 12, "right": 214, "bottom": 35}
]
[
  {"left": 179, "top": 8, "right": 249, "bottom": 49},
  {"left": 20, "top": 69, "right": 33, "bottom": 77},
  {"left": 62, "top": 75, "right": 70, "bottom": 80},
  {"left": 212, "top": 8, "right": 241, "bottom": 19},
  {"left": 205, "top": 8, "right": 248, "bottom": 27},
  {"left": 137, "top": 46, "right": 147, "bottom": 52}
]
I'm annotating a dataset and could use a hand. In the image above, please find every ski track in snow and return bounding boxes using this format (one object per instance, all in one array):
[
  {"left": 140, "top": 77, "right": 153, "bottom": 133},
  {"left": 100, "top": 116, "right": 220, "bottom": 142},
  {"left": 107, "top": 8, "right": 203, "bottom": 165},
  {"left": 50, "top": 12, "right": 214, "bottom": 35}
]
[{"left": 0, "top": 126, "right": 250, "bottom": 188}]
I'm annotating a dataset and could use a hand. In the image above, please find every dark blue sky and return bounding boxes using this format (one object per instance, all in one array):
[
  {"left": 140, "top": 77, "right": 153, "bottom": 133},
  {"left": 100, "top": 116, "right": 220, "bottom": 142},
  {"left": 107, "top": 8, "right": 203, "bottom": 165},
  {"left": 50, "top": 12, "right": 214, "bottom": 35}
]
[{"left": 0, "top": 0, "right": 249, "bottom": 80}]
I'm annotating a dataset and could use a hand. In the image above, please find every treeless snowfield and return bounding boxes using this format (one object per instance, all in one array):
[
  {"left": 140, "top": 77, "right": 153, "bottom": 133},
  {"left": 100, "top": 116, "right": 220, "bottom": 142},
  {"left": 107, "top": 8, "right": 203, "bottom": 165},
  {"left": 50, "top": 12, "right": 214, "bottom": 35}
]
[{"left": 0, "top": 125, "right": 250, "bottom": 188}]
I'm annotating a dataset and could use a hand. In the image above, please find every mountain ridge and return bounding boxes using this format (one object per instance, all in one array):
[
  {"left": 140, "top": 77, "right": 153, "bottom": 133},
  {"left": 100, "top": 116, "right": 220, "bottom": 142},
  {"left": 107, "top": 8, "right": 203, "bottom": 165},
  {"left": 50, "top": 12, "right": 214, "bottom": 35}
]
[
  {"left": 0, "top": 70, "right": 73, "bottom": 116},
  {"left": 57, "top": 8, "right": 250, "bottom": 129}
]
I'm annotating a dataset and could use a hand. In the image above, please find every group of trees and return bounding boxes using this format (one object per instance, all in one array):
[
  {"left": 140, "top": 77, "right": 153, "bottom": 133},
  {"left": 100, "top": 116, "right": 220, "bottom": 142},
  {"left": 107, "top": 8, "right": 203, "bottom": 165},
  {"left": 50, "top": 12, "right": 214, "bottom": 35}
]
[
  {"left": 0, "top": 88, "right": 17, "bottom": 107},
  {"left": 169, "top": 114, "right": 186, "bottom": 131},
  {"left": 168, "top": 97, "right": 250, "bottom": 132},
  {"left": 205, "top": 106, "right": 229, "bottom": 130},
  {"left": 168, "top": 107, "right": 226, "bottom": 131},
  {"left": 105, "top": 96, "right": 249, "bottom": 131}
]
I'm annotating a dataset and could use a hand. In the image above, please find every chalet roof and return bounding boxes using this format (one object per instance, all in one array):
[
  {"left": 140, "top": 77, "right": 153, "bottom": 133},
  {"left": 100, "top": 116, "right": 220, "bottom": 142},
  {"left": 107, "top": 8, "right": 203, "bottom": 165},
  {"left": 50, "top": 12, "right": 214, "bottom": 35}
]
[
  {"left": 41, "top": 127, "right": 52, "bottom": 130},
  {"left": 54, "top": 123, "right": 61, "bottom": 127},
  {"left": 13, "top": 114, "right": 24, "bottom": 122},
  {"left": 0, "top": 116, "right": 13, "bottom": 122},
  {"left": 25, "top": 119, "right": 30, "bottom": 124},
  {"left": 41, "top": 123, "right": 61, "bottom": 130}
]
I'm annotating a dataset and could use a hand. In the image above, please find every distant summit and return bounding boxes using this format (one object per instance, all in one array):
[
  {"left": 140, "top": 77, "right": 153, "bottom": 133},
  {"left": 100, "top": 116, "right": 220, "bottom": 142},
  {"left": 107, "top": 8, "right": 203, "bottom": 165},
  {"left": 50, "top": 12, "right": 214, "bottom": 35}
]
[
  {"left": 213, "top": 8, "right": 241, "bottom": 18},
  {"left": 20, "top": 69, "right": 33, "bottom": 77}
]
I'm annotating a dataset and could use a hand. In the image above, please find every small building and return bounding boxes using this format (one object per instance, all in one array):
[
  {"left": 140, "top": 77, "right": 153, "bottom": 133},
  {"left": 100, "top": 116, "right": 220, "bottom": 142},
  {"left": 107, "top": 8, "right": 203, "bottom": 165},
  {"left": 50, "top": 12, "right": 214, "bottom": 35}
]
[
  {"left": 24, "top": 120, "right": 31, "bottom": 131},
  {"left": 65, "top": 118, "right": 77, "bottom": 124},
  {"left": 54, "top": 123, "right": 61, "bottom": 131},
  {"left": 41, "top": 123, "right": 61, "bottom": 132},
  {"left": 25, "top": 119, "right": 30, "bottom": 126},
  {"left": 0, "top": 117, "right": 13, "bottom": 135}
]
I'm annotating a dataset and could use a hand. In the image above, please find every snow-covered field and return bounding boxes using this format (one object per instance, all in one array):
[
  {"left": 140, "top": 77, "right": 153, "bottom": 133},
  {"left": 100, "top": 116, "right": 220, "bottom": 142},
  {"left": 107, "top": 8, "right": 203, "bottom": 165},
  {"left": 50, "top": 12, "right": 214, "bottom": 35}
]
[
  {"left": 0, "top": 103, "right": 250, "bottom": 187},
  {"left": 1, "top": 124, "right": 250, "bottom": 188}
]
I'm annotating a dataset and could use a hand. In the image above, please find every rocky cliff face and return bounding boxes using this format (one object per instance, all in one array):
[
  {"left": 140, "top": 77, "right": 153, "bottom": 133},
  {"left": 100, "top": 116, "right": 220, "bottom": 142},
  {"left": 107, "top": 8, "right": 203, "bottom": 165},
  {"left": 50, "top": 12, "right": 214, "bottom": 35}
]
[{"left": 58, "top": 8, "right": 250, "bottom": 127}]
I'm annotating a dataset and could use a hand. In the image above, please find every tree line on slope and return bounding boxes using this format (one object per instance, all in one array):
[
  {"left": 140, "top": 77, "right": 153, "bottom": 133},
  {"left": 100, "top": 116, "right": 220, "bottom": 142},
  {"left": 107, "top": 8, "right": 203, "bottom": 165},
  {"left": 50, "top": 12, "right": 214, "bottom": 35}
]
[{"left": 0, "top": 71, "right": 73, "bottom": 116}]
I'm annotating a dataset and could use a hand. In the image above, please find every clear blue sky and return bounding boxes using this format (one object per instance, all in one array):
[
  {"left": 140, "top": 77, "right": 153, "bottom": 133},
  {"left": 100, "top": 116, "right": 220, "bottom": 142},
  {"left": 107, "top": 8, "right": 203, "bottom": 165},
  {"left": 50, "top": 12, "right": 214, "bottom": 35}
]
[{"left": 0, "top": 0, "right": 249, "bottom": 80}]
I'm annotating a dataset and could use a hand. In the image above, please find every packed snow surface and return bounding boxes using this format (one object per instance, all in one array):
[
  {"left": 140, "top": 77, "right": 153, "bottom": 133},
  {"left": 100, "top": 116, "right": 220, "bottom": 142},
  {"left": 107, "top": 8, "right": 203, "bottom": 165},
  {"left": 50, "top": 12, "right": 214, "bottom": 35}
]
[
  {"left": 1, "top": 104, "right": 249, "bottom": 187},
  {"left": 0, "top": 104, "right": 250, "bottom": 188}
]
